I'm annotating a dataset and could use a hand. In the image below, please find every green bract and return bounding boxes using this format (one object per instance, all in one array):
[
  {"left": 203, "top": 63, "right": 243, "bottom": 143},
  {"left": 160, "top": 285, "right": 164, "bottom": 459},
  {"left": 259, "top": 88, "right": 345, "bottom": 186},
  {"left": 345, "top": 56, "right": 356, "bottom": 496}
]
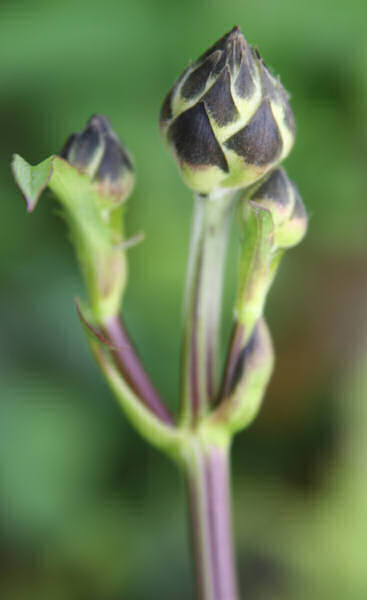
[{"left": 160, "top": 26, "right": 295, "bottom": 194}]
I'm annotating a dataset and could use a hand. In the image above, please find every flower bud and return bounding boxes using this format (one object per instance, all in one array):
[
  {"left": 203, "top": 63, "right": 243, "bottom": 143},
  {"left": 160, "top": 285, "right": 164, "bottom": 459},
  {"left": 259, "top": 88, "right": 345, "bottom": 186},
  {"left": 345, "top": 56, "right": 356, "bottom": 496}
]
[
  {"left": 60, "top": 114, "right": 135, "bottom": 205},
  {"left": 160, "top": 26, "right": 295, "bottom": 194},
  {"left": 251, "top": 168, "right": 308, "bottom": 248}
]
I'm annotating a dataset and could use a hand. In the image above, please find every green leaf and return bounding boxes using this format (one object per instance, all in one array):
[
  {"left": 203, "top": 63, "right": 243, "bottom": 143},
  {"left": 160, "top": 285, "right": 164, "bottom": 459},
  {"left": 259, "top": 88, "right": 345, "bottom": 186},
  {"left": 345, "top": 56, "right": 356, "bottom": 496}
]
[{"left": 11, "top": 154, "right": 54, "bottom": 212}]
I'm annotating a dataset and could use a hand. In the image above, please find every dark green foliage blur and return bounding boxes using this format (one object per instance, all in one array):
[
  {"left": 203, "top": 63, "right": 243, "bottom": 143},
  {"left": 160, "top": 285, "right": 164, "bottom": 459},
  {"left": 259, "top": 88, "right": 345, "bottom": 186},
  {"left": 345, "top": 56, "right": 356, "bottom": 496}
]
[{"left": 1, "top": 0, "right": 367, "bottom": 598}]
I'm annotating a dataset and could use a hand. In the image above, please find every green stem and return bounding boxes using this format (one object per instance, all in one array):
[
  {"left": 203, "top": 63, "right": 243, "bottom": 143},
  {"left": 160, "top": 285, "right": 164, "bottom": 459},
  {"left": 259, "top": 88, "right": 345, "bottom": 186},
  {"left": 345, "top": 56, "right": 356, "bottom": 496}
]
[
  {"left": 181, "top": 191, "right": 234, "bottom": 425},
  {"left": 89, "top": 339, "right": 182, "bottom": 460}
]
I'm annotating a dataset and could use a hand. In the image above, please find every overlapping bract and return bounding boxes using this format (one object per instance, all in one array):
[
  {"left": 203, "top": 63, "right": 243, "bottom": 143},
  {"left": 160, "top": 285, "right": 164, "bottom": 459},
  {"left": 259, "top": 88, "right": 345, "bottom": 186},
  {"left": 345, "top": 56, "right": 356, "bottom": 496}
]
[
  {"left": 251, "top": 168, "right": 307, "bottom": 248},
  {"left": 160, "top": 26, "right": 295, "bottom": 194},
  {"left": 60, "top": 114, "right": 135, "bottom": 205}
]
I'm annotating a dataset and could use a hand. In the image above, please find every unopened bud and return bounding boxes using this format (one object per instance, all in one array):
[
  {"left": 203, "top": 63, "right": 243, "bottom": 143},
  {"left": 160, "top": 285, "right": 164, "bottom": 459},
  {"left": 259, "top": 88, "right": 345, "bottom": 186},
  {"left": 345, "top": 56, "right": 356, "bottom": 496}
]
[
  {"left": 251, "top": 168, "right": 307, "bottom": 248},
  {"left": 60, "top": 114, "right": 135, "bottom": 205},
  {"left": 160, "top": 26, "right": 295, "bottom": 194}
]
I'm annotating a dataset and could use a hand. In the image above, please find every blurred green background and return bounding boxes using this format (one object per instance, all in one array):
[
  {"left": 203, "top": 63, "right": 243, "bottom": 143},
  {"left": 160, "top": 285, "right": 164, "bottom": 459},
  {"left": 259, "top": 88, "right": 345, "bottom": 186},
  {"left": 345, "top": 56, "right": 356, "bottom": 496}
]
[{"left": 1, "top": 0, "right": 367, "bottom": 598}]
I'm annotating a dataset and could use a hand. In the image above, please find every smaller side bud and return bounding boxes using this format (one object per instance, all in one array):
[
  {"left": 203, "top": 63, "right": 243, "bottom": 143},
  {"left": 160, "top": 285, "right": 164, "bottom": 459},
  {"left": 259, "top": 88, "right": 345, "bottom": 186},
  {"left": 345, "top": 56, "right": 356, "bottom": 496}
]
[
  {"left": 251, "top": 168, "right": 308, "bottom": 248},
  {"left": 60, "top": 114, "right": 135, "bottom": 206},
  {"left": 209, "top": 319, "right": 274, "bottom": 434}
]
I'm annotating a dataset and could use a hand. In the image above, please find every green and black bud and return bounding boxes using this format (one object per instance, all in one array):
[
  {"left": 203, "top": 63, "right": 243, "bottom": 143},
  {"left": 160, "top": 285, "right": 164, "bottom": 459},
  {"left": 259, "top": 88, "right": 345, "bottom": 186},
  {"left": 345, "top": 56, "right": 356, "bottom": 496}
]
[
  {"left": 60, "top": 114, "right": 135, "bottom": 205},
  {"left": 160, "top": 26, "right": 295, "bottom": 194},
  {"left": 251, "top": 167, "right": 307, "bottom": 248}
]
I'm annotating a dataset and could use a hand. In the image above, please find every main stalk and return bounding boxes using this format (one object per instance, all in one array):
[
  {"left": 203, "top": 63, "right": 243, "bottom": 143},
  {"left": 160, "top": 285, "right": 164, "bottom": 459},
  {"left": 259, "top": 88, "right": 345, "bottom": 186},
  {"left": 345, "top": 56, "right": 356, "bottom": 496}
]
[
  {"left": 184, "top": 440, "right": 238, "bottom": 600},
  {"left": 180, "top": 190, "right": 239, "bottom": 599}
]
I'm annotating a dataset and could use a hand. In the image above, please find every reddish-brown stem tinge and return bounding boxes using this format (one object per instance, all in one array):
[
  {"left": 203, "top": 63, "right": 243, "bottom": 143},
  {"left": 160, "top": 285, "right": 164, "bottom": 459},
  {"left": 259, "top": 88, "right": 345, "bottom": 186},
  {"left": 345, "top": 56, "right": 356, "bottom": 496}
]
[
  {"left": 103, "top": 314, "right": 173, "bottom": 425},
  {"left": 185, "top": 442, "right": 238, "bottom": 600}
]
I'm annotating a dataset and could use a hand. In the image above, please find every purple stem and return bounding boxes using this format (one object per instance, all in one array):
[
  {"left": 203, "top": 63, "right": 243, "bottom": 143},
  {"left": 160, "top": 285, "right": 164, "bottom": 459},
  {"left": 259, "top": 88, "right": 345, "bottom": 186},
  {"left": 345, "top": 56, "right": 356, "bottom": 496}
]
[
  {"left": 103, "top": 314, "right": 173, "bottom": 425},
  {"left": 186, "top": 442, "right": 238, "bottom": 600}
]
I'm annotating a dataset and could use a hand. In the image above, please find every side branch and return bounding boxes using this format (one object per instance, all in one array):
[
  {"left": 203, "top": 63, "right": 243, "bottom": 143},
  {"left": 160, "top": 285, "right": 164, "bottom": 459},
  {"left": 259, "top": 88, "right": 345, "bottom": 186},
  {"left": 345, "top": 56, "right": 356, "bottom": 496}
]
[{"left": 103, "top": 314, "right": 174, "bottom": 424}]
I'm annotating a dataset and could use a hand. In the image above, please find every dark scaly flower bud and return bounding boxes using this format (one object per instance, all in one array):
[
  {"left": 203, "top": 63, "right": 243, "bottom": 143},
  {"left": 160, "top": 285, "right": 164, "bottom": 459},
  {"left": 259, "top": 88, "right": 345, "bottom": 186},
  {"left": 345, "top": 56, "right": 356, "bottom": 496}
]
[
  {"left": 251, "top": 167, "right": 307, "bottom": 248},
  {"left": 160, "top": 26, "right": 295, "bottom": 195},
  {"left": 60, "top": 114, "right": 135, "bottom": 205}
]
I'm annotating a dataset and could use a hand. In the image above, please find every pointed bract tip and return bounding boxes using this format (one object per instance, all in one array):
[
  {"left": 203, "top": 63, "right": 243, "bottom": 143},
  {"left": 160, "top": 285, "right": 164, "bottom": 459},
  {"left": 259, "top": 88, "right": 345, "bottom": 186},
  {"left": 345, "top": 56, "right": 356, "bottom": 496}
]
[
  {"left": 228, "top": 25, "right": 244, "bottom": 38},
  {"left": 88, "top": 113, "right": 113, "bottom": 135},
  {"left": 222, "top": 25, "right": 244, "bottom": 41},
  {"left": 199, "top": 25, "right": 247, "bottom": 63}
]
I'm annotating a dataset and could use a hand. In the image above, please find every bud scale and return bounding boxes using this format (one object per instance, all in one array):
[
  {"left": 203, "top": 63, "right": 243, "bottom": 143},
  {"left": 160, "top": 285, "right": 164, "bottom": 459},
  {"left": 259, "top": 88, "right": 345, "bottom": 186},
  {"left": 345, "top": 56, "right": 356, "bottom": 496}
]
[{"left": 160, "top": 26, "right": 296, "bottom": 194}]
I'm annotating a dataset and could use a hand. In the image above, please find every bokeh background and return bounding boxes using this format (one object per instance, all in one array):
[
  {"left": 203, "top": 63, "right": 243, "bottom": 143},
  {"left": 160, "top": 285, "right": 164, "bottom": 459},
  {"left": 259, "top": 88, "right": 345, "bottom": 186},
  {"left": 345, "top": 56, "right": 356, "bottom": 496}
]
[{"left": 1, "top": 0, "right": 367, "bottom": 598}]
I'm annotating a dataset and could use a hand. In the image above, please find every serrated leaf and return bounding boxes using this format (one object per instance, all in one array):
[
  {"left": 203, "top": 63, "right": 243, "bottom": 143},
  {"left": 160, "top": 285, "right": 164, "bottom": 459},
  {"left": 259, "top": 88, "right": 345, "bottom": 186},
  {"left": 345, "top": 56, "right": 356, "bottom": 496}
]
[{"left": 11, "top": 154, "right": 54, "bottom": 212}]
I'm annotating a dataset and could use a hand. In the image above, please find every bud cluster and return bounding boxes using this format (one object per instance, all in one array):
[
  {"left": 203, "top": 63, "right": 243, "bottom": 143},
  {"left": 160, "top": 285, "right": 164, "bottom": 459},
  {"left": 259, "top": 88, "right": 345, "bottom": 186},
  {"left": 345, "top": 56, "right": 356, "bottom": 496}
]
[
  {"left": 11, "top": 29, "right": 309, "bottom": 598},
  {"left": 160, "top": 26, "right": 295, "bottom": 194}
]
